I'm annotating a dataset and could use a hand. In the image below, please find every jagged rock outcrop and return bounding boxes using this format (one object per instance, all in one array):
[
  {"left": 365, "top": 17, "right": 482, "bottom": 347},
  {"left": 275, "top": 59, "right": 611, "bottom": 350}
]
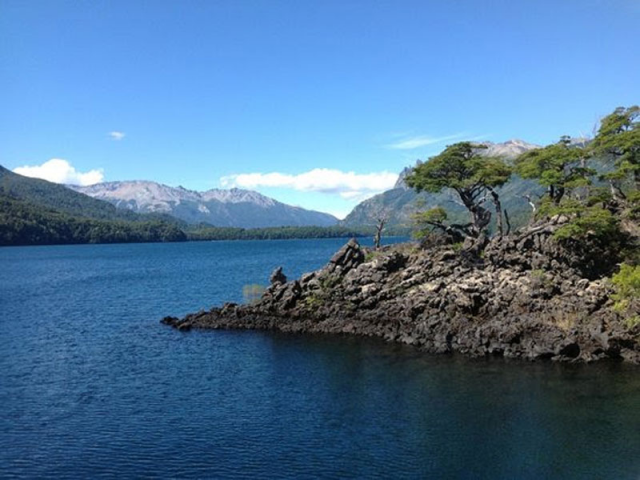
[
  {"left": 162, "top": 229, "right": 640, "bottom": 364},
  {"left": 269, "top": 267, "right": 287, "bottom": 286}
]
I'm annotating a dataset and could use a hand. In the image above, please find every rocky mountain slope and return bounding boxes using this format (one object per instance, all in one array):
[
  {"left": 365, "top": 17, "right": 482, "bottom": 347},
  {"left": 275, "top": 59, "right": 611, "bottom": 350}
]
[
  {"left": 71, "top": 181, "right": 338, "bottom": 228},
  {"left": 341, "top": 139, "right": 542, "bottom": 229}
]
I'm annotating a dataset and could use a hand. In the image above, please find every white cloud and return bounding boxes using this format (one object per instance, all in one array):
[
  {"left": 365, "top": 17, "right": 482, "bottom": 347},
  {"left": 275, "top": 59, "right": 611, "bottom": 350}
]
[
  {"left": 13, "top": 159, "right": 104, "bottom": 186},
  {"left": 220, "top": 168, "right": 398, "bottom": 200},
  {"left": 387, "top": 133, "right": 464, "bottom": 150},
  {"left": 109, "top": 131, "right": 126, "bottom": 141}
]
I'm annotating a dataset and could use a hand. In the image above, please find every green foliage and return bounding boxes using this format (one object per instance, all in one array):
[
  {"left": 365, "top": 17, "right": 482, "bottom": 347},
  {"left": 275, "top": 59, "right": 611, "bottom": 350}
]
[
  {"left": 303, "top": 294, "right": 323, "bottom": 309},
  {"left": 411, "top": 207, "right": 448, "bottom": 239},
  {"left": 0, "top": 194, "right": 187, "bottom": 246},
  {"left": 627, "top": 191, "right": 640, "bottom": 220},
  {"left": 406, "top": 142, "right": 511, "bottom": 194},
  {"left": 364, "top": 250, "right": 382, "bottom": 262},
  {"left": 405, "top": 142, "right": 511, "bottom": 237},
  {"left": 0, "top": 166, "right": 178, "bottom": 224},
  {"left": 0, "top": 165, "right": 188, "bottom": 246},
  {"left": 242, "top": 284, "right": 266, "bottom": 304},
  {"left": 585, "top": 187, "right": 613, "bottom": 207},
  {"left": 319, "top": 274, "right": 341, "bottom": 291},
  {"left": 419, "top": 206, "right": 448, "bottom": 223},
  {"left": 451, "top": 242, "right": 463, "bottom": 252},
  {"left": 611, "top": 264, "right": 640, "bottom": 328},
  {"left": 515, "top": 136, "right": 593, "bottom": 204},
  {"left": 590, "top": 106, "right": 640, "bottom": 186},
  {"left": 552, "top": 203, "right": 621, "bottom": 243},
  {"left": 187, "top": 225, "right": 370, "bottom": 241}
]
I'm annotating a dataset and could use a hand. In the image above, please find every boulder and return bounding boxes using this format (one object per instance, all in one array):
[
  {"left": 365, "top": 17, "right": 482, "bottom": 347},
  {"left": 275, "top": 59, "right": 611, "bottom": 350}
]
[{"left": 270, "top": 267, "right": 287, "bottom": 286}]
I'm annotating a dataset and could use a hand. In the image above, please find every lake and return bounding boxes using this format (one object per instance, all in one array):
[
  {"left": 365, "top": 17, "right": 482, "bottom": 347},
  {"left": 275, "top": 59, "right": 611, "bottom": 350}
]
[{"left": 1, "top": 238, "right": 639, "bottom": 479}]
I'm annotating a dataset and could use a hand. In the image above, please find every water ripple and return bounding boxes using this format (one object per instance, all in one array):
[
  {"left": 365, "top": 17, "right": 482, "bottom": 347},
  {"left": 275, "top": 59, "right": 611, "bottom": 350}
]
[{"left": 1, "top": 241, "right": 639, "bottom": 479}]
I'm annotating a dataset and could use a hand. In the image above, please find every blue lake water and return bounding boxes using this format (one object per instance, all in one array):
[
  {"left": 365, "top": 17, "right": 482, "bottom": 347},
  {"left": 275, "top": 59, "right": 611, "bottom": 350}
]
[{"left": 1, "top": 238, "right": 639, "bottom": 479}]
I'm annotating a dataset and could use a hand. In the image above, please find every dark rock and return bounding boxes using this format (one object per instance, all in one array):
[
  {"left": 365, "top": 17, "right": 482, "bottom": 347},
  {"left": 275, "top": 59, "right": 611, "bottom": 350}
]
[
  {"left": 328, "top": 238, "right": 365, "bottom": 274},
  {"left": 161, "top": 233, "right": 640, "bottom": 365},
  {"left": 270, "top": 267, "right": 287, "bottom": 286}
]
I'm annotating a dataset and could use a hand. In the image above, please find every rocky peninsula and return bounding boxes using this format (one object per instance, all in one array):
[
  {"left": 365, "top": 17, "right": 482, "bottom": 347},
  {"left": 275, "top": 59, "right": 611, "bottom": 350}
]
[
  {"left": 162, "top": 220, "right": 640, "bottom": 364},
  {"left": 164, "top": 107, "right": 640, "bottom": 364}
]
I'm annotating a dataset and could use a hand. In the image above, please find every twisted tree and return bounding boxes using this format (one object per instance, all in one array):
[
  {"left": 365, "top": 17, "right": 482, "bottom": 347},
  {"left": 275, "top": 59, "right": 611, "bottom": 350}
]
[
  {"left": 590, "top": 105, "right": 640, "bottom": 196},
  {"left": 405, "top": 142, "right": 512, "bottom": 239},
  {"left": 515, "top": 136, "right": 593, "bottom": 205}
]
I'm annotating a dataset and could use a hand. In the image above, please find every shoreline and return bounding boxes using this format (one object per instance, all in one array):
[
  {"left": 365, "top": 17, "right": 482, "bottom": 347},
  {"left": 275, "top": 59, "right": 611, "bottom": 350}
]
[{"left": 163, "top": 233, "right": 640, "bottom": 364}]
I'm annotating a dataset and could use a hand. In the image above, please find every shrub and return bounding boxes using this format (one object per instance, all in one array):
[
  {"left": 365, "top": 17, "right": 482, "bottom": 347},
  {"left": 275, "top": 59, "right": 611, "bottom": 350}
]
[
  {"left": 553, "top": 205, "right": 620, "bottom": 242},
  {"left": 611, "top": 264, "right": 640, "bottom": 328},
  {"left": 242, "top": 284, "right": 266, "bottom": 304}
]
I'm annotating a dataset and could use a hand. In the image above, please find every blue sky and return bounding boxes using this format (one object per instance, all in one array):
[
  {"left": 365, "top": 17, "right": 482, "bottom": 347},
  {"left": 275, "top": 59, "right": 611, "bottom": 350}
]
[{"left": 1, "top": 0, "right": 638, "bottom": 218}]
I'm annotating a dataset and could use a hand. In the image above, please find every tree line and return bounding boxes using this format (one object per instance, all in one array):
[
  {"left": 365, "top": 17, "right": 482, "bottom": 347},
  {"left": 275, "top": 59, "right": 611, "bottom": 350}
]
[
  {"left": 186, "top": 225, "right": 371, "bottom": 241},
  {"left": 0, "top": 195, "right": 380, "bottom": 246}
]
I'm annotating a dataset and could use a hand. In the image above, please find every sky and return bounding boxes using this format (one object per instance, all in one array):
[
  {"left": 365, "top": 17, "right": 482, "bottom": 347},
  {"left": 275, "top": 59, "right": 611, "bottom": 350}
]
[{"left": 1, "top": 0, "right": 638, "bottom": 219}]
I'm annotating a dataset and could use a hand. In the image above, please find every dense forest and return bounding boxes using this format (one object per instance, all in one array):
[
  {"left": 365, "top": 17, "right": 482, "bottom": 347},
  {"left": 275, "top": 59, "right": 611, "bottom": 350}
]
[
  {"left": 0, "top": 166, "right": 188, "bottom": 245},
  {"left": 0, "top": 195, "right": 187, "bottom": 245},
  {"left": 0, "top": 195, "right": 383, "bottom": 246},
  {"left": 186, "top": 225, "right": 372, "bottom": 241}
]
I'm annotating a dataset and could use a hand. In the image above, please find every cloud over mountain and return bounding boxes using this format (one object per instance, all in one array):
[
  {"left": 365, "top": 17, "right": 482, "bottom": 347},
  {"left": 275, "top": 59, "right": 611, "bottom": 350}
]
[
  {"left": 13, "top": 159, "right": 104, "bottom": 186},
  {"left": 220, "top": 168, "right": 398, "bottom": 201}
]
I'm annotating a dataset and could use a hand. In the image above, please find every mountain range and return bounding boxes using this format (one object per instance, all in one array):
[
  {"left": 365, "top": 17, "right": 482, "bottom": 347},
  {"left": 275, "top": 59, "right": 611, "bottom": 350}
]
[
  {"left": 71, "top": 181, "right": 338, "bottom": 228},
  {"left": 0, "top": 165, "right": 187, "bottom": 245},
  {"left": 1, "top": 138, "right": 553, "bottom": 245}
]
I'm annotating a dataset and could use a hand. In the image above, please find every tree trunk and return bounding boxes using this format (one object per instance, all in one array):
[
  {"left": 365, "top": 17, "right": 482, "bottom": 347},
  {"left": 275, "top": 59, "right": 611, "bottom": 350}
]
[
  {"left": 374, "top": 218, "right": 385, "bottom": 250},
  {"left": 470, "top": 204, "right": 491, "bottom": 237},
  {"left": 489, "top": 189, "right": 503, "bottom": 236},
  {"left": 523, "top": 195, "right": 537, "bottom": 215},
  {"left": 609, "top": 180, "right": 627, "bottom": 201},
  {"left": 458, "top": 190, "right": 491, "bottom": 238},
  {"left": 504, "top": 209, "right": 511, "bottom": 235}
]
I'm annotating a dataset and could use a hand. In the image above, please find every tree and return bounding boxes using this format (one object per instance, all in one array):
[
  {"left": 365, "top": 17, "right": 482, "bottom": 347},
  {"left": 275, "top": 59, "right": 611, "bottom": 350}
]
[
  {"left": 405, "top": 142, "right": 512, "bottom": 238},
  {"left": 411, "top": 207, "right": 466, "bottom": 243},
  {"left": 367, "top": 205, "right": 391, "bottom": 250},
  {"left": 515, "top": 136, "right": 593, "bottom": 205},
  {"left": 590, "top": 105, "right": 640, "bottom": 195},
  {"left": 373, "top": 213, "right": 387, "bottom": 250}
]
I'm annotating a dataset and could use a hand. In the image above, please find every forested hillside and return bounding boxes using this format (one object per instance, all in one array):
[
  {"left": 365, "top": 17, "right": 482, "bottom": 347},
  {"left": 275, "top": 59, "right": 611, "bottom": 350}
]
[
  {"left": 0, "top": 166, "right": 188, "bottom": 245},
  {"left": 0, "top": 195, "right": 187, "bottom": 245},
  {"left": 0, "top": 168, "right": 369, "bottom": 245}
]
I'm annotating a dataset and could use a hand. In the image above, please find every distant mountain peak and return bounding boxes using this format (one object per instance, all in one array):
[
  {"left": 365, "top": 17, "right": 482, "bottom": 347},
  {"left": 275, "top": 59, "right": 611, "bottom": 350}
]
[
  {"left": 477, "top": 139, "right": 540, "bottom": 158},
  {"left": 71, "top": 180, "right": 337, "bottom": 228}
]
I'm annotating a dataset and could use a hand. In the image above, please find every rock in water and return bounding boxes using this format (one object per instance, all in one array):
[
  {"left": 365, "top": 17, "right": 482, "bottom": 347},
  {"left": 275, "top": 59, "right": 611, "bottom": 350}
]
[{"left": 270, "top": 267, "right": 287, "bottom": 286}]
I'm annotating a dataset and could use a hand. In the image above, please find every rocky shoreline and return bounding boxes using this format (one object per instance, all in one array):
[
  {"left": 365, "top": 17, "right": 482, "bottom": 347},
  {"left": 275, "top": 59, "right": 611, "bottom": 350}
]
[{"left": 162, "top": 226, "right": 640, "bottom": 364}]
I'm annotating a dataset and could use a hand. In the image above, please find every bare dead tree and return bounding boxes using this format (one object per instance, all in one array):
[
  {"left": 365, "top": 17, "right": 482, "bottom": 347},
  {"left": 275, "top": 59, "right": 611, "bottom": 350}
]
[
  {"left": 373, "top": 213, "right": 388, "bottom": 250},
  {"left": 522, "top": 194, "right": 537, "bottom": 214}
]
